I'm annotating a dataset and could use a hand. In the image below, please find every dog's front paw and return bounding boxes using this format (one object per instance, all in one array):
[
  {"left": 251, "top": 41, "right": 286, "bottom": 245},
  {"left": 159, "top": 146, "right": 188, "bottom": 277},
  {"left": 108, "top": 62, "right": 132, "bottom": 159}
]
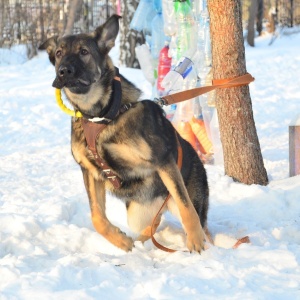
[
  {"left": 111, "top": 228, "right": 134, "bottom": 252},
  {"left": 186, "top": 227, "right": 205, "bottom": 253},
  {"left": 92, "top": 218, "right": 134, "bottom": 252}
]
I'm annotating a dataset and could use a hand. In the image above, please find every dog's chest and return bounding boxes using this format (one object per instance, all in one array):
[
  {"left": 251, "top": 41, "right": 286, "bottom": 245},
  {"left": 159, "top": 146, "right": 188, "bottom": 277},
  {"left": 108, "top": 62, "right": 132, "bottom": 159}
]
[
  {"left": 77, "top": 124, "right": 153, "bottom": 177},
  {"left": 98, "top": 136, "right": 154, "bottom": 175}
]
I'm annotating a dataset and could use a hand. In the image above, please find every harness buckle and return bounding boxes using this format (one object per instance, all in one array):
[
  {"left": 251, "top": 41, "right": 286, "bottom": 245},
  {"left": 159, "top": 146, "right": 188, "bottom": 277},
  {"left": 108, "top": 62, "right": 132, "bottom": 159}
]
[
  {"left": 154, "top": 97, "right": 168, "bottom": 107},
  {"left": 88, "top": 117, "right": 112, "bottom": 124}
]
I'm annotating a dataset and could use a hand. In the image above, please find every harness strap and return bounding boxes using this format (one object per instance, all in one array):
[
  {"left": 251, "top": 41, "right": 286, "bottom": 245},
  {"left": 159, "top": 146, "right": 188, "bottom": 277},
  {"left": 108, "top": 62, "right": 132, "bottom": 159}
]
[
  {"left": 81, "top": 103, "right": 133, "bottom": 189},
  {"left": 81, "top": 119, "right": 122, "bottom": 189},
  {"left": 151, "top": 132, "right": 183, "bottom": 253},
  {"left": 80, "top": 69, "right": 129, "bottom": 189}
]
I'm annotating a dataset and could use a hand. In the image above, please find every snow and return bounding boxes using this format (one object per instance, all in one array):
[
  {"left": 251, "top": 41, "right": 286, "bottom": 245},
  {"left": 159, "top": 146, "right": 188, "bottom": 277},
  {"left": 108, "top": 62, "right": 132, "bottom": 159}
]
[{"left": 1, "top": 31, "right": 300, "bottom": 299}]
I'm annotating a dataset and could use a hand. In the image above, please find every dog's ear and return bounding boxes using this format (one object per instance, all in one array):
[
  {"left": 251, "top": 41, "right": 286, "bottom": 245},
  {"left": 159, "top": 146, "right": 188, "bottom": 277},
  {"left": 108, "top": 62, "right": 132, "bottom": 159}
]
[
  {"left": 38, "top": 36, "right": 58, "bottom": 65},
  {"left": 94, "top": 15, "right": 121, "bottom": 53}
]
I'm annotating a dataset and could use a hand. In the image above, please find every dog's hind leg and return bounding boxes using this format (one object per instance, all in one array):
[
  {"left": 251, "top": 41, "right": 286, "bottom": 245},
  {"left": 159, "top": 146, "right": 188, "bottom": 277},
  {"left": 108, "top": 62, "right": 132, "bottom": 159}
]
[
  {"left": 184, "top": 168, "right": 212, "bottom": 246},
  {"left": 82, "top": 168, "right": 134, "bottom": 252},
  {"left": 157, "top": 159, "right": 205, "bottom": 253}
]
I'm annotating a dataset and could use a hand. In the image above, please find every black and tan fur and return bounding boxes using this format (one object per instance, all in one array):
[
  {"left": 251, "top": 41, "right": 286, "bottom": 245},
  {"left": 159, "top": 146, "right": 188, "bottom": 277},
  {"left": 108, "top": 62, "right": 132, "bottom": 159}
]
[{"left": 39, "top": 15, "right": 209, "bottom": 253}]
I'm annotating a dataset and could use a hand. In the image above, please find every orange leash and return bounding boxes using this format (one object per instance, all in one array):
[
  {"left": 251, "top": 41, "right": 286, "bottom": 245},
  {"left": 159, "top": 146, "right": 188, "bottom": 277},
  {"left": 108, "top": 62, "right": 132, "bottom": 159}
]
[
  {"left": 157, "top": 73, "right": 254, "bottom": 106},
  {"left": 150, "top": 73, "right": 254, "bottom": 253},
  {"left": 151, "top": 133, "right": 183, "bottom": 253}
]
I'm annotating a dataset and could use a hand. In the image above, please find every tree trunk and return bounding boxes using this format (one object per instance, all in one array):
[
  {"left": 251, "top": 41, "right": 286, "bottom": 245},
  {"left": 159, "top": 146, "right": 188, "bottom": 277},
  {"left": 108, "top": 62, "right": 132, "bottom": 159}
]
[
  {"left": 291, "top": 0, "right": 294, "bottom": 27},
  {"left": 256, "top": 0, "right": 264, "bottom": 36},
  {"left": 119, "top": 0, "right": 144, "bottom": 68},
  {"left": 0, "top": 0, "right": 5, "bottom": 46},
  {"left": 64, "top": 0, "right": 82, "bottom": 35},
  {"left": 207, "top": 0, "right": 268, "bottom": 186},
  {"left": 247, "top": 0, "right": 257, "bottom": 47},
  {"left": 39, "top": 0, "right": 45, "bottom": 42}
]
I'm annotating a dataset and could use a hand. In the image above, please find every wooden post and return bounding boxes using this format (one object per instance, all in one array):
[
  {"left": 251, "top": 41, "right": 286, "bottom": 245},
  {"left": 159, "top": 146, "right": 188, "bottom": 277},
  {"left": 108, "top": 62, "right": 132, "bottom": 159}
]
[{"left": 289, "top": 125, "right": 300, "bottom": 176}]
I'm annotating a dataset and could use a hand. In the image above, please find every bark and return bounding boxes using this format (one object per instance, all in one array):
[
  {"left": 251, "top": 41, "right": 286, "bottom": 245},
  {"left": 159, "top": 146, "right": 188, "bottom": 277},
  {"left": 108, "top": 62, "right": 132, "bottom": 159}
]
[
  {"left": 0, "top": 0, "right": 4, "bottom": 45},
  {"left": 119, "top": 0, "right": 144, "bottom": 68},
  {"left": 256, "top": 0, "right": 264, "bottom": 36},
  {"left": 39, "top": 0, "right": 45, "bottom": 42},
  {"left": 247, "top": 0, "right": 257, "bottom": 47},
  {"left": 291, "top": 0, "right": 294, "bottom": 27},
  {"left": 64, "top": 0, "right": 82, "bottom": 35},
  {"left": 207, "top": 0, "right": 268, "bottom": 185}
]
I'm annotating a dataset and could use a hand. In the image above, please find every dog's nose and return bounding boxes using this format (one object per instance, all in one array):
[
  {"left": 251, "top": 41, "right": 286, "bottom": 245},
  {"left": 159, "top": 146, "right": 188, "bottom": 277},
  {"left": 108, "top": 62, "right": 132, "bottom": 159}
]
[{"left": 58, "top": 65, "right": 75, "bottom": 78}]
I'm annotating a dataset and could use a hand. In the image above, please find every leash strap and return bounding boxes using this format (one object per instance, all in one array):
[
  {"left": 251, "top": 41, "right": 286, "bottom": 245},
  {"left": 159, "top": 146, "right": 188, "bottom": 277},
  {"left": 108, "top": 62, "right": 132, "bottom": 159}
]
[
  {"left": 158, "top": 73, "right": 254, "bottom": 106},
  {"left": 151, "top": 132, "right": 183, "bottom": 253}
]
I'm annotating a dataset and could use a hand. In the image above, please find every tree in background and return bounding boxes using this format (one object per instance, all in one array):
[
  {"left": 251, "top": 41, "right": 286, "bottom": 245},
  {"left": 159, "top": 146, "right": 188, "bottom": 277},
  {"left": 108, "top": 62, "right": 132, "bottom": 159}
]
[
  {"left": 208, "top": 0, "right": 268, "bottom": 185},
  {"left": 64, "top": 0, "right": 83, "bottom": 35},
  {"left": 119, "top": 0, "right": 144, "bottom": 68},
  {"left": 247, "top": 0, "right": 264, "bottom": 46},
  {"left": 256, "top": 0, "right": 264, "bottom": 36},
  {"left": 247, "top": 0, "right": 258, "bottom": 46}
]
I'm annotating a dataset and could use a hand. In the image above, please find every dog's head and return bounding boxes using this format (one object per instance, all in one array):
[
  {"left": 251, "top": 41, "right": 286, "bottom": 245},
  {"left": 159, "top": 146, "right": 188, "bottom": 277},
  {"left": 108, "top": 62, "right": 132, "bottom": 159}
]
[{"left": 39, "top": 15, "right": 121, "bottom": 96}]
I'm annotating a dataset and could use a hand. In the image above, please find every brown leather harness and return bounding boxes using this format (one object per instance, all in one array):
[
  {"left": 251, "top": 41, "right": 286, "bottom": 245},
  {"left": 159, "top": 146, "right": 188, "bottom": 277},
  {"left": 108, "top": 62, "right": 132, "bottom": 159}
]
[
  {"left": 81, "top": 103, "right": 133, "bottom": 189},
  {"left": 81, "top": 68, "right": 133, "bottom": 189}
]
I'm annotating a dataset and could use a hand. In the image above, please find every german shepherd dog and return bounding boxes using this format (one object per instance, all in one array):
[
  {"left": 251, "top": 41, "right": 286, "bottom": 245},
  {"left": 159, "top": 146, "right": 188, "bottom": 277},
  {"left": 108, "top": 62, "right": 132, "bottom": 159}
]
[{"left": 39, "top": 15, "right": 209, "bottom": 253}]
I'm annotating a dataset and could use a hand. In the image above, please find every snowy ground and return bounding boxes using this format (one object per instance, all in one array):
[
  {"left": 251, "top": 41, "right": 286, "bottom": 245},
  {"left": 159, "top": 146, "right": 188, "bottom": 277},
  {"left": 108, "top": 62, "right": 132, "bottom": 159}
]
[{"left": 0, "top": 31, "right": 300, "bottom": 299}]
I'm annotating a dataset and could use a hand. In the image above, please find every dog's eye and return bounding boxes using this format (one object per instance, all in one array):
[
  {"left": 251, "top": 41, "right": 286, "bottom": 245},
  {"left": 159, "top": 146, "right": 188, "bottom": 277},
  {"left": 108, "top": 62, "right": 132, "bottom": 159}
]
[
  {"left": 55, "top": 50, "right": 62, "bottom": 58},
  {"left": 80, "top": 49, "right": 89, "bottom": 56}
]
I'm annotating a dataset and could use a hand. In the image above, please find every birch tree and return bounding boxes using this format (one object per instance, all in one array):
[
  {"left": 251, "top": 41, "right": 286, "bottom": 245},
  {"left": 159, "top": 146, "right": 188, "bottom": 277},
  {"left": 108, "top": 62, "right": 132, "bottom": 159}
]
[{"left": 119, "top": 0, "right": 144, "bottom": 68}]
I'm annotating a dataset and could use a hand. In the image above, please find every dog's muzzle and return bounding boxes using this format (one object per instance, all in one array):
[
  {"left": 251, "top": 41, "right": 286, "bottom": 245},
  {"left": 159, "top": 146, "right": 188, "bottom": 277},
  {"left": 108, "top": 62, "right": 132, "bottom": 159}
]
[{"left": 52, "top": 64, "right": 92, "bottom": 90}]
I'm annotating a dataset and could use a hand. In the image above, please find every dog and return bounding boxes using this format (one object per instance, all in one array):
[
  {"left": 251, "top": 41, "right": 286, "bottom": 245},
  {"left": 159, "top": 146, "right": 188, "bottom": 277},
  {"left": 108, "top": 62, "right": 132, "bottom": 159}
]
[{"left": 39, "top": 15, "right": 209, "bottom": 253}]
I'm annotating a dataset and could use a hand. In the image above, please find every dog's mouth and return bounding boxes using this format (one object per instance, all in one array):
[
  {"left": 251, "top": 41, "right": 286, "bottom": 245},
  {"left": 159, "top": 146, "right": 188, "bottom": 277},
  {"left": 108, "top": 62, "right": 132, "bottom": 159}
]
[{"left": 52, "top": 76, "right": 92, "bottom": 89}]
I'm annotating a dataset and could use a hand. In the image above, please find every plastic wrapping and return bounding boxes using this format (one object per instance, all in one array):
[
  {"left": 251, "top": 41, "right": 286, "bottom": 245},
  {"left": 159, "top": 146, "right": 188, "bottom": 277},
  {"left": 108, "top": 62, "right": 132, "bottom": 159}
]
[
  {"left": 151, "top": 12, "right": 167, "bottom": 58},
  {"left": 130, "top": 0, "right": 156, "bottom": 34},
  {"left": 130, "top": 0, "right": 223, "bottom": 164},
  {"left": 157, "top": 43, "right": 172, "bottom": 96},
  {"left": 174, "top": 0, "right": 197, "bottom": 59},
  {"left": 161, "top": 56, "right": 193, "bottom": 93},
  {"left": 162, "top": 0, "right": 177, "bottom": 36},
  {"left": 153, "top": 0, "right": 162, "bottom": 13},
  {"left": 135, "top": 44, "right": 155, "bottom": 85}
]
